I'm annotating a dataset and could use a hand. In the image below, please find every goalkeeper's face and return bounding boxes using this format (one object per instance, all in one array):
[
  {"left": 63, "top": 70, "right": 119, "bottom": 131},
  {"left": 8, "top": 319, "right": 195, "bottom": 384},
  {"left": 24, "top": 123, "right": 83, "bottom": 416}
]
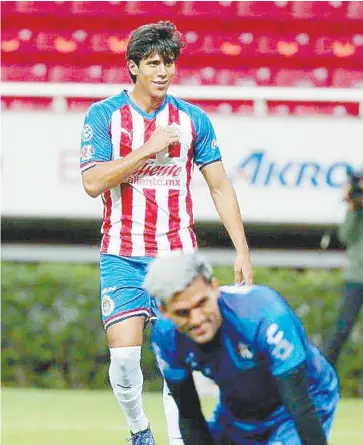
[
  {"left": 162, "top": 276, "right": 222, "bottom": 344},
  {"left": 130, "top": 53, "right": 176, "bottom": 99}
]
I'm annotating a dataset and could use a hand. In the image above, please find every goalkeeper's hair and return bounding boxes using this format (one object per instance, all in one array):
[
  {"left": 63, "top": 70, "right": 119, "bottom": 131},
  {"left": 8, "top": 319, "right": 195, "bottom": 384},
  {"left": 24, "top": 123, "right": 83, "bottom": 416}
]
[
  {"left": 126, "top": 21, "right": 184, "bottom": 83},
  {"left": 144, "top": 251, "right": 213, "bottom": 305}
]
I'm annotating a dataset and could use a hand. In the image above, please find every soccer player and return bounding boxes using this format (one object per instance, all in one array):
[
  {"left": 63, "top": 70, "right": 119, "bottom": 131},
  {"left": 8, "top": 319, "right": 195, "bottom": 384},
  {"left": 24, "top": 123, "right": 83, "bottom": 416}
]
[
  {"left": 80, "top": 21, "right": 252, "bottom": 444},
  {"left": 146, "top": 252, "right": 339, "bottom": 445}
]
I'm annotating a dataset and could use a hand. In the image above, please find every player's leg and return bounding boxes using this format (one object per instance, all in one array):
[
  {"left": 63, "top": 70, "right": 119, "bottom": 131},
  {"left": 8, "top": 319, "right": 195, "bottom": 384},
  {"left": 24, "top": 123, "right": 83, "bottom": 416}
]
[
  {"left": 208, "top": 403, "right": 249, "bottom": 445},
  {"left": 100, "top": 254, "right": 155, "bottom": 442},
  {"left": 107, "top": 319, "right": 149, "bottom": 432},
  {"left": 151, "top": 299, "right": 184, "bottom": 444},
  {"left": 162, "top": 380, "right": 185, "bottom": 444},
  {"left": 209, "top": 420, "right": 237, "bottom": 444},
  {"left": 323, "top": 282, "right": 363, "bottom": 365}
]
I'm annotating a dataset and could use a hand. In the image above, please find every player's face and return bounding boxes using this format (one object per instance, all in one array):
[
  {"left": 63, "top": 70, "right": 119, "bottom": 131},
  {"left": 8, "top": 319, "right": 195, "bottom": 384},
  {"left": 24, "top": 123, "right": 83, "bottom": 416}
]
[
  {"left": 129, "top": 53, "right": 176, "bottom": 99},
  {"left": 163, "top": 276, "right": 222, "bottom": 344}
]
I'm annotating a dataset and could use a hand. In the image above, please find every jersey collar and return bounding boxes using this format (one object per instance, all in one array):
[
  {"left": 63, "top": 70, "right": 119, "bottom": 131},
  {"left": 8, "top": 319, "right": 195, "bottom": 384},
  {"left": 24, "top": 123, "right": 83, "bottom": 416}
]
[{"left": 123, "top": 90, "right": 169, "bottom": 119}]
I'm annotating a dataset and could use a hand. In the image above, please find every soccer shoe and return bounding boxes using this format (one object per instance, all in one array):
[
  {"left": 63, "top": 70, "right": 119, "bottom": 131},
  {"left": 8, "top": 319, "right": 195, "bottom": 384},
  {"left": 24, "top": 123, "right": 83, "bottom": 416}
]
[{"left": 128, "top": 425, "right": 155, "bottom": 445}]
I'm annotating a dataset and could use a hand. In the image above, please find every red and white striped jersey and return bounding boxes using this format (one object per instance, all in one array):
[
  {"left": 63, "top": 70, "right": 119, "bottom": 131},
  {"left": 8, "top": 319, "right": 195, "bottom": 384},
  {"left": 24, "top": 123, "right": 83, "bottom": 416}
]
[{"left": 80, "top": 91, "right": 222, "bottom": 257}]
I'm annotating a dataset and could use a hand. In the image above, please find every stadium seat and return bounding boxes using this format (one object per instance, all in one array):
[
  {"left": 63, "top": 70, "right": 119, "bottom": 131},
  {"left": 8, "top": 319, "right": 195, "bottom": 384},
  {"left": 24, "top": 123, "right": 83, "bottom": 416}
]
[
  {"left": 1, "top": 1, "right": 362, "bottom": 116},
  {"left": 332, "top": 68, "right": 363, "bottom": 87}
]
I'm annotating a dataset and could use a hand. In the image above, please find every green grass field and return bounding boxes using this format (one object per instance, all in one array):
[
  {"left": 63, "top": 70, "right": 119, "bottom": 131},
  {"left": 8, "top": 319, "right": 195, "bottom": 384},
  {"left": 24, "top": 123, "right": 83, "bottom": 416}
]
[{"left": 2, "top": 389, "right": 362, "bottom": 444}]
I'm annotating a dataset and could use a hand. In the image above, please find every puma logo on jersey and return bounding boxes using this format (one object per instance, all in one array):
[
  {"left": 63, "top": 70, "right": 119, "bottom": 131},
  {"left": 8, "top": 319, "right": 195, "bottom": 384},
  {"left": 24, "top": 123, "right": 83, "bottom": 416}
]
[{"left": 120, "top": 127, "right": 133, "bottom": 139}]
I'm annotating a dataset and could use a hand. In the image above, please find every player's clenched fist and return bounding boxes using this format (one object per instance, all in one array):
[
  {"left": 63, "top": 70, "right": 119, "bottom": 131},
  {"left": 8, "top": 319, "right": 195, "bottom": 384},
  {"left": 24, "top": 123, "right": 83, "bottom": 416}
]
[{"left": 145, "top": 126, "right": 180, "bottom": 155}]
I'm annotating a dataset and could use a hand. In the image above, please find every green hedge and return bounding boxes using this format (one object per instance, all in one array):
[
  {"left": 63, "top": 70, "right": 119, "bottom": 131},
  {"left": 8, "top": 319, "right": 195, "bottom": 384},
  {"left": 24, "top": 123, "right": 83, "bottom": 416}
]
[{"left": 2, "top": 262, "right": 362, "bottom": 396}]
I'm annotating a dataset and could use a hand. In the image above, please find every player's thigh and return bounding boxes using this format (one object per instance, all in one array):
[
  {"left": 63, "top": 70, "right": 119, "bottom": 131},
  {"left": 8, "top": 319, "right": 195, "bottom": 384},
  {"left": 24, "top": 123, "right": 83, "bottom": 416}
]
[
  {"left": 107, "top": 316, "right": 145, "bottom": 347},
  {"left": 99, "top": 254, "right": 155, "bottom": 346}
]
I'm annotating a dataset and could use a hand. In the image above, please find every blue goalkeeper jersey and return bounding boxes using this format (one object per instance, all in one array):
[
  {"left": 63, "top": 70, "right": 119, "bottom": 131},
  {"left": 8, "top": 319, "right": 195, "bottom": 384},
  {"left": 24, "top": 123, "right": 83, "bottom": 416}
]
[{"left": 152, "top": 285, "right": 339, "bottom": 436}]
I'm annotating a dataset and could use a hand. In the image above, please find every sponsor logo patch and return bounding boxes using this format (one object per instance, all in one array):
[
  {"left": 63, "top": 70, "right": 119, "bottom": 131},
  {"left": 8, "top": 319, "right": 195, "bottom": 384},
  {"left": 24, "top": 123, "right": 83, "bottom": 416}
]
[
  {"left": 211, "top": 138, "right": 218, "bottom": 149},
  {"left": 80, "top": 144, "right": 95, "bottom": 161},
  {"left": 82, "top": 124, "right": 94, "bottom": 142}
]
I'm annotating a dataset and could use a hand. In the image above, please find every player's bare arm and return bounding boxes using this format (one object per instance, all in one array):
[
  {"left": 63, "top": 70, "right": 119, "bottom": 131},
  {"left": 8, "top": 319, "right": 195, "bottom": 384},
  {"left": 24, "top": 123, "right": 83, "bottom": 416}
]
[
  {"left": 201, "top": 161, "right": 253, "bottom": 285},
  {"left": 82, "top": 126, "right": 179, "bottom": 198}
]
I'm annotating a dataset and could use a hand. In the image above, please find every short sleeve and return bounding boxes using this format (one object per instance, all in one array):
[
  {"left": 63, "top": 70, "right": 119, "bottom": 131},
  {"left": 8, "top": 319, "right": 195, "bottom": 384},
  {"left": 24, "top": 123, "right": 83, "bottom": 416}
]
[
  {"left": 80, "top": 104, "right": 112, "bottom": 173},
  {"left": 151, "top": 321, "right": 190, "bottom": 382},
  {"left": 193, "top": 111, "right": 222, "bottom": 169},
  {"left": 256, "top": 299, "right": 307, "bottom": 376}
]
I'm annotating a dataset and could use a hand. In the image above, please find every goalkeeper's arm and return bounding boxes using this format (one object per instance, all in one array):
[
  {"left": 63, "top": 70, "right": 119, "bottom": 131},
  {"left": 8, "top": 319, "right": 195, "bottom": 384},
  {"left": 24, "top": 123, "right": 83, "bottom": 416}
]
[
  {"left": 275, "top": 362, "right": 328, "bottom": 445},
  {"left": 166, "top": 375, "right": 214, "bottom": 445}
]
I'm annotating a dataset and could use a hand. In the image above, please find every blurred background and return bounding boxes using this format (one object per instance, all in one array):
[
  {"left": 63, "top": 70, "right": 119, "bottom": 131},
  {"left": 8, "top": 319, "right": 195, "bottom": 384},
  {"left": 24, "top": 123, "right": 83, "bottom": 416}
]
[{"left": 1, "top": 1, "right": 363, "bottom": 445}]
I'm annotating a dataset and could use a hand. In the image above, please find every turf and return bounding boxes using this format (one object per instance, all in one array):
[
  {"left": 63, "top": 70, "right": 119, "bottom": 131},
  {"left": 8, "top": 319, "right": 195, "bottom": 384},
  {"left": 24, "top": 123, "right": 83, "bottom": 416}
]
[{"left": 2, "top": 389, "right": 362, "bottom": 444}]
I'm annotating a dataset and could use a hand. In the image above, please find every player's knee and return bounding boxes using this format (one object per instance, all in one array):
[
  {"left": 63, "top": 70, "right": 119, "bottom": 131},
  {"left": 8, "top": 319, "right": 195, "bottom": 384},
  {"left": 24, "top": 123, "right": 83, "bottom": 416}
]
[
  {"left": 109, "top": 346, "right": 143, "bottom": 385},
  {"left": 108, "top": 346, "right": 147, "bottom": 428}
]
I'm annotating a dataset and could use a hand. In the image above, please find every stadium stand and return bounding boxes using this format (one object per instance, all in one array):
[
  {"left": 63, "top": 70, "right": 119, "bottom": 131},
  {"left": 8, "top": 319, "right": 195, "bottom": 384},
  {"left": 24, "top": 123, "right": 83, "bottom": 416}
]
[{"left": 2, "top": 1, "right": 363, "bottom": 115}]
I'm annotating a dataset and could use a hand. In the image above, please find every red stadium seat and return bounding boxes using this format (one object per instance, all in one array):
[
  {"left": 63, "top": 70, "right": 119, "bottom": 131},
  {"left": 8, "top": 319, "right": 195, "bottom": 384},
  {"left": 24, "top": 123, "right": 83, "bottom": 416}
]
[
  {"left": 1, "top": 63, "right": 49, "bottom": 81},
  {"left": 347, "top": 1, "right": 363, "bottom": 19},
  {"left": 332, "top": 68, "right": 363, "bottom": 87},
  {"left": 1, "top": 1, "right": 362, "bottom": 116}
]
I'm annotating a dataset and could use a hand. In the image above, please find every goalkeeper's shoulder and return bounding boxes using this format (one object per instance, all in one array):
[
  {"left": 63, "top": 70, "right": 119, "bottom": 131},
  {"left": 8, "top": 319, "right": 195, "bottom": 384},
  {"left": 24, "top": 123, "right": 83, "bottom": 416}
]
[
  {"left": 151, "top": 317, "right": 178, "bottom": 349},
  {"left": 152, "top": 316, "right": 176, "bottom": 338}
]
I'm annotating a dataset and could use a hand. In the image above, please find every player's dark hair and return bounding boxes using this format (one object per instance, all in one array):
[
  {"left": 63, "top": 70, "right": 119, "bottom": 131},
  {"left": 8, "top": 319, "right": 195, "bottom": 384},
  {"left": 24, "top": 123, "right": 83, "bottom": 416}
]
[{"left": 126, "top": 21, "right": 183, "bottom": 83}]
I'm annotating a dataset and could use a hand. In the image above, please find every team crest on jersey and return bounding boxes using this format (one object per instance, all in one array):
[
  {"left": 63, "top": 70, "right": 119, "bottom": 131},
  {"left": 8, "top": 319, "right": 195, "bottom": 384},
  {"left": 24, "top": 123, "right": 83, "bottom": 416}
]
[
  {"left": 81, "top": 144, "right": 95, "bottom": 161},
  {"left": 82, "top": 124, "right": 94, "bottom": 141},
  {"left": 238, "top": 343, "right": 254, "bottom": 360},
  {"left": 101, "top": 295, "right": 114, "bottom": 317}
]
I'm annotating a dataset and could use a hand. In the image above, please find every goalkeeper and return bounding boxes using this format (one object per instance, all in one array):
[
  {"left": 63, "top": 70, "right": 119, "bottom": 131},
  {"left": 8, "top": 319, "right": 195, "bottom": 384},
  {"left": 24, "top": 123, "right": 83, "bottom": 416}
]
[{"left": 145, "top": 252, "right": 339, "bottom": 445}]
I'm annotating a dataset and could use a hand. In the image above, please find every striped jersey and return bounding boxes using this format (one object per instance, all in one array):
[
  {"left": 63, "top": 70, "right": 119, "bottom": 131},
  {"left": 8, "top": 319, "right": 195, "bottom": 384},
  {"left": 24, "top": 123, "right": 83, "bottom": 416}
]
[{"left": 80, "top": 90, "right": 222, "bottom": 257}]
